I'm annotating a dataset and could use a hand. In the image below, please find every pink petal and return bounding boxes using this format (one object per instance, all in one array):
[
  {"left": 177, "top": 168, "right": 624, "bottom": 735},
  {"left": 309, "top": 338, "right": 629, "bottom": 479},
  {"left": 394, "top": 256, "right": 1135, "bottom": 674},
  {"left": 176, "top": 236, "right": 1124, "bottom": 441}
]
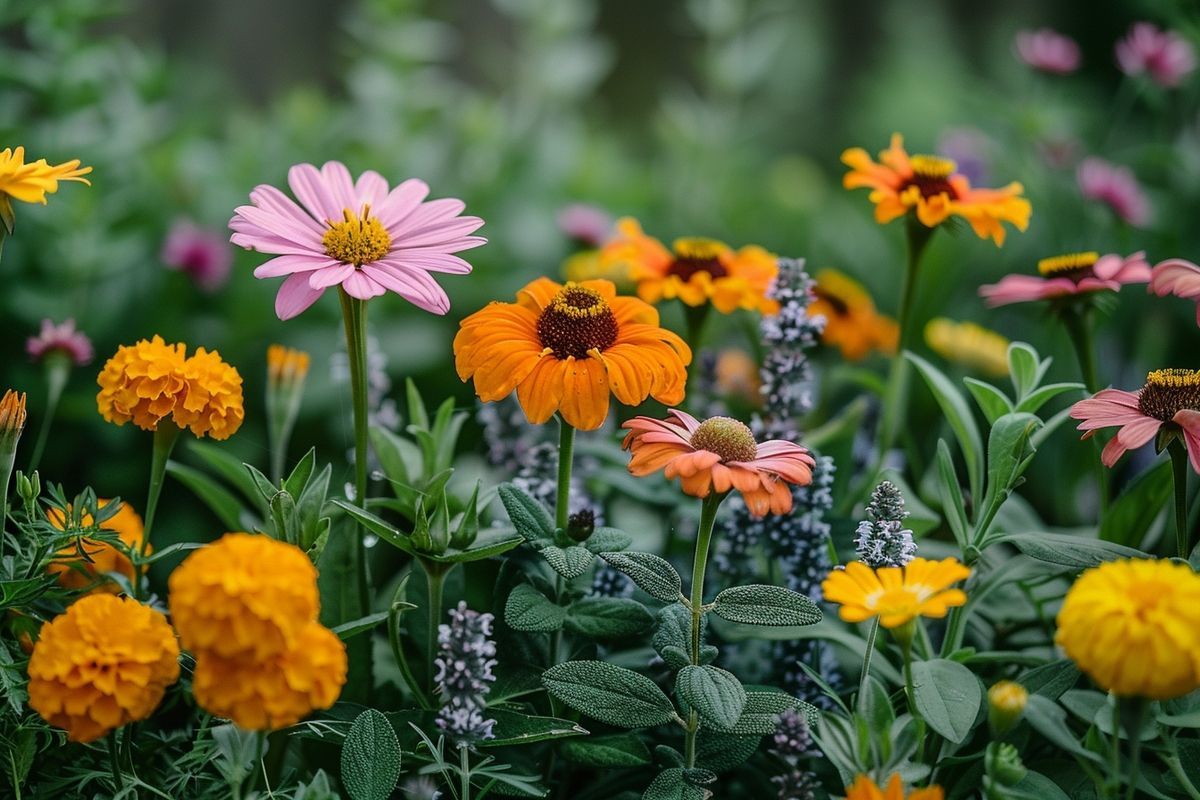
[
  {"left": 1115, "top": 415, "right": 1162, "bottom": 451},
  {"left": 1173, "top": 410, "right": 1200, "bottom": 474},
  {"left": 341, "top": 269, "right": 387, "bottom": 300},
  {"left": 354, "top": 170, "right": 389, "bottom": 208},
  {"left": 288, "top": 163, "right": 342, "bottom": 223},
  {"left": 1093, "top": 251, "right": 1150, "bottom": 283},
  {"left": 666, "top": 409, "right": 702, "bottom": 433},
  {"left": 248, "top": 184, "right": 324, "bottom": 235},
  {"left": 232, "top": 205, "right": 323, "bottom": 248},
  {"left": 395, "top": 216, "right": 485, "bottom": 248},
  {"left": 231, "top": 230, "right": 325, "bottom": 258},
  {"left": 1101, "top": 436, "right": 1130, "bottom": 468},
  {"left": 385, "top": 252, "right": 474, "bottom": 274},
  {"left": 308, "top": 263, "right": 356, "bottom": 289},
  {"left": 321, "top": 161, "right": 358, "bottom": 212},
  {"left": 374, "top": 179, "right": 430, "bottom": 229},
  {"left": 275, "top": 272, "right": 326, "bottom": 320},
  {"left": 388, "top": 198, "right": 468, "bottom": 237},
  {"left": 253, "top": 254, "right": 339, "bottom": 278},
  {"left": 1150, "top": 259, "right": 1200, "bottom": 300},
  {"left": 367, "top": 261, "right": 451, "bottom": 313},
  {"left": 978, "top": 275, "right": 1076, "bottom": 306}
]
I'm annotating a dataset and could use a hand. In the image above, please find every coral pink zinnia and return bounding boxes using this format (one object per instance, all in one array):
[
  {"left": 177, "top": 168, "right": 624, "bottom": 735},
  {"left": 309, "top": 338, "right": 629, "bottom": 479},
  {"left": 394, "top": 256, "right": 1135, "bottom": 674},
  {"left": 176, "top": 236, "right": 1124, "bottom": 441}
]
[
  {"left": 1149, "top": 259, "right": 1200, "bottom": 326},
  {"left": 1077, "top": 158, "right": 1151, "bottom": 228},
  {"left": 1070, "top": 370, "right": 1200, "bottom": 473},
  {"left": 622, "top": 410, "right": 815, "bottom": 516},
  {"left": 26, "top": 319, "right": 93, "bottom": 365},
  {"left": 979, "top": 251, "right": 1150, "bottom": 307},
  {"left": 1015, "top": 29, "right": 1081, "bottom": 74},
  {"left": 1116, "top": 22, "right": 1197, "bottom": 88},
  {"left": 230, "top": 161, "right": 485, "bottom": 320}
]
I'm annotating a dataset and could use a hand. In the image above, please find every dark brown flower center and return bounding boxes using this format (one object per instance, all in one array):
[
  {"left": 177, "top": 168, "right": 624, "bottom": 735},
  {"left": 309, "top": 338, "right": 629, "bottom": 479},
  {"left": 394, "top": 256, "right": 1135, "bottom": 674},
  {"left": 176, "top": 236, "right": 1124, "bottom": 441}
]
[
  {"left": 1037, "top": 251, "right": 1099, "bottom": 281},
  {"left": 905, "top": 154, "right": 959, "bottom": 200},
  {"left": 668, "top": 238, "right": 728, "bottom": 281},
  {"left": 536, "top": 283, "right": 618, "bottom": 360},
  {"left": 813, "top": 285, "right": 849, "bottom": 316},
  {"left": 1138, "top": 369, "right": 1200, "bottom": 422},
  {"left": 690, "top": 416, "right": 758, "bottom": 463}
]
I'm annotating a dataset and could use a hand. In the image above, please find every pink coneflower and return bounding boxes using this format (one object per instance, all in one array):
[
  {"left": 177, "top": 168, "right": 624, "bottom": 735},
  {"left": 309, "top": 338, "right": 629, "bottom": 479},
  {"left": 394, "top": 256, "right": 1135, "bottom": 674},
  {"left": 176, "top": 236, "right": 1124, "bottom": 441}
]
[
  {"left": 229, "top": 161, "right": 485, "bottom": 320},
  {"left": 1077, "top": 158, "right": 1151, "bottom": 228},
  {"left": 556, "top": 203, "right": 613, "bottom": 247},
  {"left": 1070, "top": 371, "right": 1200, "bottom": 473},
  {"left": 980, "top": 251, "right": 1151, "bottom": 307},
  {"left": 26, "top": 319, "right": 93, "bottom": 365},
  {"left": 1015, "top": 28, "right": 1081, "bottom": 74},
  {"left": 1116, "top": 23, "right": 1197, "bottom": 88},
  {"left": 1149, "top": 259, "right": 1200, "bottom": 325},
  {"left": 162, "top": 219, "right": 233, "bottom": 293}
]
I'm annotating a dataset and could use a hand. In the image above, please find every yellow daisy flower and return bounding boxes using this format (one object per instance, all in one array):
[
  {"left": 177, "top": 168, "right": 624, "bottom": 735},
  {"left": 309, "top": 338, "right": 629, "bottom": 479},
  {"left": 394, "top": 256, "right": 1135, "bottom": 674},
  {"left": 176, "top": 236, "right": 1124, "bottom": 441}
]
[
  {"left": 924, "top": 318, "right": 1010, "bottom": 377},
  {"left": 821, "top": 558, "right": 970, "bottom": 629},
  {"left": 0, "top": 146, "right": 91, "bottom": 208}
]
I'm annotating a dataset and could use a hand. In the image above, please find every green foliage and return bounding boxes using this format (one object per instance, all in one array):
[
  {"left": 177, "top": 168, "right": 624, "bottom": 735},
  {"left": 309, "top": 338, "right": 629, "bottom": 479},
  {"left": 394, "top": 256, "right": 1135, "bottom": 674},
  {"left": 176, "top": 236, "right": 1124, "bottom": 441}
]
[
  {"left": 909, "top": 659, "right": 983, "bottom": 743},
  {"left": 340, "top": 709, "right": 402, "bottom": 800},
  {"left": 559, "top": 733, "right": 653, "bottom": 767},
  {"left": 542, "top": 661, "right": 678, "bottom": 729},
  {"left": 710, "top": 584, "right": 822, "bottom": 627},
  {"left": 599, "top": 551, "right": 683, "bottom": 602},
  {"left": 564, "top": 597, "right": 654, "bottom": 638},
  {"left": 675, "top": 665, "right": 747, "bottom": 731}
]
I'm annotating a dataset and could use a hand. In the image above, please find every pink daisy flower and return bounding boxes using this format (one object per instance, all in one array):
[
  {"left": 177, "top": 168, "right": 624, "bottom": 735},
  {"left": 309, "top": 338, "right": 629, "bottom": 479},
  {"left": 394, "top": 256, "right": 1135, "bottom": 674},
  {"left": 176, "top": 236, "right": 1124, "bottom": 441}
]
[
  {"left": 26, "top": 318, "right": 93, "bottom": 365},
  {"left": 229, "top": 161, "right": 485, "bottom": 320},
  {"left": 1149, "top": 258, "right": 1200, "bottom": 326},
  {"left": 1116, "top": 22, "right": 1197, "bottom": 88},
  {"left": 556, "top": 203, "right": 613, "bottom": 247},
  {"left": 162, "top": 218, "right": 233, "bottom": 293},
  {"left": 1077, "top": 157, "right": 1151, "bottom": 228},
  {"left": 1015, "top": 28, "right": 1081, "bottom": 74},
  {"left": 1070, "top": 370, "right": 1200, "bottom": 473},
  {"left": 979, "top": 250, "right": 1151, "bottom": 307}
]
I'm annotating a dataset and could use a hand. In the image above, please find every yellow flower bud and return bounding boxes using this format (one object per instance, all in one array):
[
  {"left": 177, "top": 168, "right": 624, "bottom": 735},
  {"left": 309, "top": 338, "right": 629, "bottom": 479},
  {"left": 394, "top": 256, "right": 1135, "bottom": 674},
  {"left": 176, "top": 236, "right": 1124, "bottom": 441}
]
[{"left": 987, "top": 680, "right": 1028, "bottom": 735}]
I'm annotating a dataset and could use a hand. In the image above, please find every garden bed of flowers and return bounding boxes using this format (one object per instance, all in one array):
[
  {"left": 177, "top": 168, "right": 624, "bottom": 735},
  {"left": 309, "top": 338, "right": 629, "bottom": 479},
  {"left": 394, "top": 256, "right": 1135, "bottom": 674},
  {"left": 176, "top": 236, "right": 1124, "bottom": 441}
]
[{"left": 3, "top": 2, "right": 1200, "bottom": 799}]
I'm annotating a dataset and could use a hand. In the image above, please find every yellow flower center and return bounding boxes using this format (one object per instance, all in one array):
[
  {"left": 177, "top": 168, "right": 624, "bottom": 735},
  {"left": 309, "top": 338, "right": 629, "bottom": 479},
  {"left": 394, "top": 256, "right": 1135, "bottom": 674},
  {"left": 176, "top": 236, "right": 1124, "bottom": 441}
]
[
  {"left": 669, "top": 237, "right": 728, "bottom": 281},
  {"left": 322, "top": 207, "right": 392, "bottom": 266},
  {"left": 536, "top": 283, "right": 619, "bottom": 360},
  {"left": 1139, "top": 369, "right": 1200, "bottom": 422},
  {"left": 689, "top": 416, "right": 758, "bottom": 463},
  {"left": 906, "top": 154, "right": 959, "bottom": 200},
  {"left": 1037, "top": 251, "right": 1099, "bottom": 278}
]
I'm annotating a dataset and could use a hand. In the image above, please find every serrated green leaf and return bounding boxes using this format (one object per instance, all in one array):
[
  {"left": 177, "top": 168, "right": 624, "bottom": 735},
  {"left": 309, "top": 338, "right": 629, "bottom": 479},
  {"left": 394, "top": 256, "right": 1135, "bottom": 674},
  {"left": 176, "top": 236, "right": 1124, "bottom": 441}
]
[
  {"left": 566, "top": 597, "right": 654, "bottom": 638},
  {"left": 559, "top": 733, "right": 652, "bottom": 767},
  {"left": 339, "top": 709, "right": 401, "bottom": 800},
  {"left": 712, "top": 584, "right": 821, "bottom": 627},
  {"left": 910, "top": 659, "right": 982, "bottom": 743},
  {"left": 498, "top": 483, "right": 554, "bottom": 543},
  {"left": 643, "top": 768, "right": 708, "bottom": 800},
  {"left": 540, "top": 544, "right": 594, "bottom": 579},
  {"left": 601, "top": 551, "right": 683, "bottom": 602},
  {"left": 506, "top": 584, "right": 566, "bottom": 632},
  {"left": 585, "top": 527, "right": 633, "bottom": 554},
  {"left": 676, "top": 666, "right": 746, "bottom": 731},
  {"left": 543, "top": 661, "right": 676, "bottom": 728}
]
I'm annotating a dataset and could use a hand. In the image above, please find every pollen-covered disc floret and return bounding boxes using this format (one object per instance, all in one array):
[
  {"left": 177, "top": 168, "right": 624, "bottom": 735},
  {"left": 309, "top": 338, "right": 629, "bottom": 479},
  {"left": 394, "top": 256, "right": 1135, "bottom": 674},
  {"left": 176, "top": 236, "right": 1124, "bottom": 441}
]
[
  {"left": 535, "top": 283, "right": 619, "bottom": 359},
  {"left": 669, "top": 238, "right": 728, "bottom": 281},
  {"left": 168, "top": 533, "right": 319, "bottom": 660},
  {"left": 1037, "top": 251, "right": 1100, "bottom": 278},
  {"left": 1138, "top": 369, "right": 1200, "bottom": 422},
  {"left": 322, "top": 207, "right": 393, "bottom": 265},
  {"left": 27, "top": 595, "right": 180, "bottom": 743},
  {"left": 689, "top": 416, "right": 758, "bottom": 463},
  {"left": 907, "top": 154, "right": 958, "bottom": 198}
]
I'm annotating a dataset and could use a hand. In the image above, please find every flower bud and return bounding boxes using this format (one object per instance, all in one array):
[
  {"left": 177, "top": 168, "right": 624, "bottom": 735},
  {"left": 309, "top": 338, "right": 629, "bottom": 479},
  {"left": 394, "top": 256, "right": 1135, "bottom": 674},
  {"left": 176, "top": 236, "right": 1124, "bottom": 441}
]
[
  {"left": 985, "top": 741, "right": 1027, "bottom": 787},
  {"left": 566, "top": 508, "right": 596, "bottom": 542},
  {"left": 987, "top": 680, "right": 1028, "bottom": 736}
]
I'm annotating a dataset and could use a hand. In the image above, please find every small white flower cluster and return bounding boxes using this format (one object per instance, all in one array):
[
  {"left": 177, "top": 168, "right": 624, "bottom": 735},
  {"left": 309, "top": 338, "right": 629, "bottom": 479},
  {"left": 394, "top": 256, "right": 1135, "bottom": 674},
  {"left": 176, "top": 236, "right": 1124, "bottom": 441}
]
[
  {"left": 853, "top": 480, "right": 917, "bottom": 568},
  {"left": 434, "top": 602, "right": 498, "bottom": 745}
]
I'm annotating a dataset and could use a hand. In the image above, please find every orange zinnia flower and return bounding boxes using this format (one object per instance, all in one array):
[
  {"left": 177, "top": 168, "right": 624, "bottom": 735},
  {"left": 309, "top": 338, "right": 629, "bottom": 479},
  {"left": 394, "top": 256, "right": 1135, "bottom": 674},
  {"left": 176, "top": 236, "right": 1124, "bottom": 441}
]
[
  {"left": 842, "top": 134, "right": 1031, "bottom": 246},
  {"left": 601, "top": 218, "right": 779, "bottom": 314},
  {"left": 845, "top": 774, "right": 943, "bottom": 800},
  {"left": 621, "top": 410, "right": 814, "bottom": 516},
  {"left": 454, "top": 278, "right": 691, "bottom": 431},
  {"left": 810, "top": 269, "right": 898, "bottom": 360}
]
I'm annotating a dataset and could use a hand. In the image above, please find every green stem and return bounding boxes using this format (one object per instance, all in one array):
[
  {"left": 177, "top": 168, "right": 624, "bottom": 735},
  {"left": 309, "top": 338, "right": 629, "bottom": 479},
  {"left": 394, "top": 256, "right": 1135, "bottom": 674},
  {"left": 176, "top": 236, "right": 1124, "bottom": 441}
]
[
  {"left": 896, "top": 217, "right": 934, "bottom": 353},
  {"left": 1060, "top": 306, "right": 1100, "bottom": 394},
  {"left": 1169, "top": 439, "right": 1191, "bottom": 559},
  {"left": 426, "top": 564, "right": 447, "bottom": 698},
  {"left": 683, "top": 303, "right": 712, "bottom": 356},
  {"left": 138, "top": 424, "right": 180, "bottom": 600},
  {"left": 1164, "top": 753, "right": 1200, "bottom": 800},
  {"left": 857, "top": 619, "right": 880, "bottom": 708},
  {"left": 108, "top": 729, "right": 125, "bottom": 793},
  {"left": 1119, "top": 697, "right": 1147, "bottom": 800},
  {"left": 555, "top": 417, "right": 576, "bottom": 531},
  {"left": 389, "top": 589, "right": 433, "bottom": 710},
  {"left": 28, "top": 356, "right": 70, "bottom": 473},
  {"left": 1110, "top": 701, "right": 1122, "bottom": 799},
  {"left": 460, "top": 743, "right": 471, "bottom": 800},
  {"left": 684, "top": 491, "right": 725, "bottom": 768},
  {"left": 339, "top": 289, "right": 372, "bottom": 620}
]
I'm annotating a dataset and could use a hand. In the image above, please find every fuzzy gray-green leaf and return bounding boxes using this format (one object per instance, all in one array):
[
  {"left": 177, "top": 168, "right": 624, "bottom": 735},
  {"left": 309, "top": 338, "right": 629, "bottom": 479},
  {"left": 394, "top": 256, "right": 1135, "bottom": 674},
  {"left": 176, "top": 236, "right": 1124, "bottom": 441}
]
[
  {"left": 506, "top": 584, "right": 566, "bottom": 632},
  {"left": 339, "top": 709, "right": 401, "bottom": 800},
  {"left": 543, "top": 661, "right": 676, "bottom": 728},
  {"left": 498, "top": 483, "right": 554, "bottom": 543},
  {"left": 676, "top": 666, "right": 746, "bottom": 731},
  {"left": 643, "top": 768, "right": 709, "bottom": 800},
  {"left": 585, "top": 527, "right": 633, "bottom": 554},
  {"left": 540, "top": 544, "right": 594, "bottom": 579},
  {"left": 600, "top": 551, "right": 683, "bottom": 601},
  {"left": 711, "top": 585, "right": 821, "bottom": 627},
  {"left": 565, "top": 597, "right": 654, "bottom": 638},
  {"left": 559, "top": 733, "right": 652, "bottom": 767}
]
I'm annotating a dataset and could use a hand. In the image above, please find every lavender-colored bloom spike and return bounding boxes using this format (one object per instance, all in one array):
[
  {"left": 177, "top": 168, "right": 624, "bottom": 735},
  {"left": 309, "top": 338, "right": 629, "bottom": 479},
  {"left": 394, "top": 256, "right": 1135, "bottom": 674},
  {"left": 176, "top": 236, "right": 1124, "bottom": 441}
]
[{"left": 434, "top": 602, "right": 498, "bottom": 745}]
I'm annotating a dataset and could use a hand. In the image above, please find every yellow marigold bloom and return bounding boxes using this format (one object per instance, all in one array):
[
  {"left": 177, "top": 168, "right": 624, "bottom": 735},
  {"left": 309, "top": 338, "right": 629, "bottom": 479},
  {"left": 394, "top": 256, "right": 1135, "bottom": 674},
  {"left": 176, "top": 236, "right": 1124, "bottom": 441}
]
[
  {"left": 27, "top": 595, "right": 179, "bottom": 743},
  {"left": 842, "top": 134, "right": 1030, "bottom": 246},
  {"left": 0, "top": 389, "right": 26, "bottom": 434},
  {"left": 925, "top": 318, "right": 1010, "bottom": 377},
  {"left": 822, "top": 558, "right": 970, "bottom": 629},
  {"left": 810, "top": 269, "right": 899, "bottom": 360},
  {"left": 191, "top": 621, "right": 347, "bottom": 730},
  {"left": 0, "top": 146, "right": 91, "bottom": 206},
  {"left": 267, "top": 344, "right": 311, "bottom": 386},
  {"left": 1055, "top": 558, "right": 1200, "bottom": 699},
  {"left": 601, "top": 218, "right": 779, "bottom": 314},
  {"left": 562, "top": 249, "right": 634, "bottom": 290},
  {"left": 168, "top": 532, "right": 319, "bottom": 660},
  {"left": 845, "top": 774, "right": 943, "bottom": 800},
  {"left": 96, "top": 336, "right": 244, "bottom": 440},
  {"left": 46, "top": 499, "right": 145, "bottom": 592}
]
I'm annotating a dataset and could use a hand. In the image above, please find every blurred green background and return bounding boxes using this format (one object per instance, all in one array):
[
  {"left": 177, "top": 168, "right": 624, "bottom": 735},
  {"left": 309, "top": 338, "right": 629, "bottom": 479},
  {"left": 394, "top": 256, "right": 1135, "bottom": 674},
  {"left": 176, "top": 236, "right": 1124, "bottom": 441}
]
[{"left": 3, "top": 0, "right": 1198, "bottom": 574}]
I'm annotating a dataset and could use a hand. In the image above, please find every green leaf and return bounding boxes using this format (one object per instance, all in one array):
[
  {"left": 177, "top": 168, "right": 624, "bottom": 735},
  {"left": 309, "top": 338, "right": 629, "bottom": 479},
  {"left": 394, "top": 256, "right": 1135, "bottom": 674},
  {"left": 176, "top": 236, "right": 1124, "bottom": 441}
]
[
  {"left": 694, "top": 730, "right": 761, "bottom": 774},
  {"left": 332, "top": 611, "right": 393, "bottom": 640},
  {"left": 978, "top": 412, "right": 1041, "bottom": 523},
  {"left": 447, "top": 528, "right": 523, "bottom": 563},
  {"left": 165, "top": 460, "right": 248, "bottom": 531},
  {"left": 712, "top": 584, "right": 821, "bottom": 627},
  {"left": 283, "top": 448, "right": 316, "bottom": 498},
  {"left": 643, "top": 768, "right": 708, "bottom": 800},
  {"left": 339, "top": 709, "right": 401, "bottom": 800},
  {"left": 963, "top": 378, "right": 1013, "bottom": 424},
  {"left": 331, "top": 500, "right": 416, "bottom": 555},
  {"left": 1000, "top": 771, "right": 1072, "bottom": 800},
  {"left": 543, "top": 661, "right": 677, "bottom": 728},
  {"left": 1000, "top": 532, "right": 1146, "bottom": 569},
  {"left": 0, "top": 643, "right": 28, "bottom": 714},
  {"left": 187, "top": 440, "right": 269, "bottom": 510},
  {"left": 600, "top": 551, "right": 683, "bottom": 602},
  {"left": 506, "top": 584, "right": 566, "bottom": 632},
  {"left": 540, "top": 545, "right": 594, "bottom": 579},
  {"left": 653, "top": 604, "right": 702, "bottom": 668},
  {"left": 934, "top": 440, "right": 970, "bottom": 551},
  {"left": 728, "top": 690, "right": 815, "bottom": 735},
  {"left": 676, "top": 666, "right": 747, "bottom": 730},
  {"left": 585, "top": 527, "right": 633, "bottom": 554},
  {"left": 559, "top": 733, "right": 652, "bottom": 767},
  {"left": 498, "top": 483, "right": 554, "bottom": 544},
  {"left": 1021, "top": 659, "right": 1080, "bottom": 700},
  {"left": 910, "top": 658, "right": 983, "bottom": 743},
  {"left": 908, "top": 352, "right": 984, "bottom": 505},
  {"left": 481, "top": 708, "right": 588, "bottom": 747},
  {"left": 566, "top": 597, "right": 654, "bottom": 638},
  {"left": 1023, "top": 694, "right": 1104, "bottom": 764},
  {"left": 1015, "top": 382, "right": 1085, "bottom": 415},
  {"left": 1008, "top": 342, "right": 1049, "bottom": 400},
  {"left": 404, "top": 377, "right": 430, "bottom": 431},
  {"left": 1099, "top": 460, "right": 1173, "bottom": 547}
]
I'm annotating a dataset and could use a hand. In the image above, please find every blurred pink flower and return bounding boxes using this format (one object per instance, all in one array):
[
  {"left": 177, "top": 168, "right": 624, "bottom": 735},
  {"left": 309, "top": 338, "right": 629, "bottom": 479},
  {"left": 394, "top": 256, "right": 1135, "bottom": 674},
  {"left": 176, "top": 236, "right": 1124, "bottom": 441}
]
[
  {"left": 1077, "top": 158, "right": 1151, "bottom": 227},
  {"left": 26, "top": 318, "right": 93, "bottom": 365},
  {"left": 557, "top": 203, "right": 613, "bottom": 247},
  {"left": 162, "top": 219, "right": 233, "bottom": 293},
  {"left": 1149, "top": 258, "right": 1200, "bottom": 325},
  {"left": 230, "top": 161, "right": 485, "bottom": 320},
  {"left": 980, "top": 251, "right": 1150, "bottom": 307},
  {"left": 1015, "top": 28, "right": 1081, "bottom": 74},
  {"left": 1071, "top": 380, "right": 1200, "bottom": 472},
  {"left": 1116, "top": 23, "right": 1196, "bottom": 87}
]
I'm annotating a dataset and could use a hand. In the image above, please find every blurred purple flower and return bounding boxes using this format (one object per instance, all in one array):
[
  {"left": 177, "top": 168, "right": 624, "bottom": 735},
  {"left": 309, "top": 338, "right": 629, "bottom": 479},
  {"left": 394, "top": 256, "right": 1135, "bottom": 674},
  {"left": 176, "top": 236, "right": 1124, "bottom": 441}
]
[
  {"left": 26, "top": 318, "right": 92, "bottom": 365},
  {"left": 1077, "top": 157, "right": 1151, "bottom": 228},
  {"left": 1015, "top": 28, "right": 1081, "bottom": 74},
  {"left": 162, "top": 218, "right": 233, "bottom": 292},
  {"left": 1116, "top": 23, "right": 1196, "bottom": 87},
  {"left": 556, "top": 203, "right": 613, "bottom": 247},
  {"left": 937, "top": 128, "right": 990, "bottom": 185}
]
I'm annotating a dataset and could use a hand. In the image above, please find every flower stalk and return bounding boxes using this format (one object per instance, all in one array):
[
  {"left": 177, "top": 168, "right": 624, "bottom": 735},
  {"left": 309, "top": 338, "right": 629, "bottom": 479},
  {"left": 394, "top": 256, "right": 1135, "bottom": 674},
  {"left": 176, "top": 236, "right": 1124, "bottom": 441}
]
[
  {"left": 684, "top": 490, "right": 726, "bottom": 768},
  {"left": 1168, "top": 438, "right": 1191, "bottom": 558},
  {"left": 338, "top": 288, "right": 373, "bottom": 622},
  {"left": 28, "top": 354, "right": 70, "bottom": 473}
]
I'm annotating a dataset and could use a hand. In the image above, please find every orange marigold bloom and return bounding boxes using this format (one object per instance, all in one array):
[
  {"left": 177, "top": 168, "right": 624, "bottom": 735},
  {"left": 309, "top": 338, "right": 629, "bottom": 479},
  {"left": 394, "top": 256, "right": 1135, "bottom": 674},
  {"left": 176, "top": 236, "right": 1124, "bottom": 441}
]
[
  {"left": 845, "top": 774, "right": 944, "bottom": 800},
  {"left": 621, "top": 410, "right": 814, "bottom": 516},
  {"left": 267, "top": 344, "right": 311, "bottom": 386},
  {"left": 601, "top": 218, "right": 779, "bottom": 314},
  {"left": 454, "top": 278, "right": 691, "bottom": 431},
  {"left": 191, "top": 621, "right": 347, "bottom": 730},
  {"left": 46, "top": 499, "right": 145, "bottom": 592},
  {"left": 96, "top": 336, "right": 244, "bottom": 440},
  {"left": 822, "top": 558, "right": 970, "bottom": 629},
  {"left": 842, "top": 133, "right": 1031, "bottom": 246},
  {"left": 0, "top": 146, "right": 91, "bottom": 206},
  {"left": 0, "top": 389, "right": 26, "bottom": 435},
  {"left": 27, "top": 595, "right": 180, "bottom": 743},
  {"left": 810, "top": 269, "right": 898, "bottom": 360},
  {"left": 168, "top": 533, "right": 319, "bottom": 660}
]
